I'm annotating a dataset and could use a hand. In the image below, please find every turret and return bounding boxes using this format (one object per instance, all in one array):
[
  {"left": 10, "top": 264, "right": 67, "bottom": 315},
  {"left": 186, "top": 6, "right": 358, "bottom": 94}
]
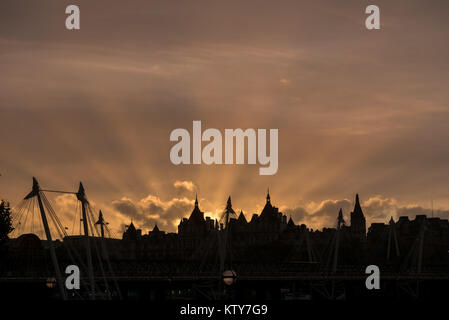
[{"left": 350, "top": 193, "right": 366, "bottom": 238}]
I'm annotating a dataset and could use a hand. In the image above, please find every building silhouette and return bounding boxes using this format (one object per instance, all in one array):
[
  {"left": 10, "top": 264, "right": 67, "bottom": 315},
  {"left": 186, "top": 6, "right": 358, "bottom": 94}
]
[
  {"left": 350, "top": 194, "right": 366, "bottom": 240},
  {"left": 4, "top": 190, "right": 449, "bottom": 300},
  {"left": 112, "top": 192, "right": 449, "bottom": 267}
]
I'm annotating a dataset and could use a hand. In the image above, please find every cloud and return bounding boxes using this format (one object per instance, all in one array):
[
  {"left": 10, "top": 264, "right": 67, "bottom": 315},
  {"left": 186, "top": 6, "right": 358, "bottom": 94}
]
[
  {"left": 111, "top": 194, "right": 195, "bottom": 232},
  {"left": 285, "top": 198, "right": 352, "bottom": 230},
  {"left": 284, "top": 195, "right": 448, "bottom": 231},
  {"left": 44, "top": 192, "right": 449, "bottom": 238},
  {"left": 173, "top": 180, "right": 196, "bottom": 192},
  {"left": 111, "top": 197, "right": 139, "bottom": 218},
  {"left": 362, "top": 196, "right": 399, "bottom": 222}
]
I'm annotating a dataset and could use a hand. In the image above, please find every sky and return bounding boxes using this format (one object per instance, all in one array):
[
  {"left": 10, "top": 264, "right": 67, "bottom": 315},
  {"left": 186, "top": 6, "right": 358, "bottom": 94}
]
[{"left": 1, "top": 1, "right": 449, "bottom": 237}]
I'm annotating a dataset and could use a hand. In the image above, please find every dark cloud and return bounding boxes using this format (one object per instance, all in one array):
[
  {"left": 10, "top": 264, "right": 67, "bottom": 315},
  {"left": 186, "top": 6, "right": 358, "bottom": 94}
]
[
  {"left": 284, "top": 207, "right": 308, "bottom": 223},
  {"left": 111, "top": 197, "right": 139, "bottom": 218}
]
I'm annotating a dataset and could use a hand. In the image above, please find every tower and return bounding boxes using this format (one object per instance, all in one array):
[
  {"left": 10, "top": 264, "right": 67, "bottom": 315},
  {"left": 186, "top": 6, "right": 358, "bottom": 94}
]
[
  {"left": 350, "top": 194, "right": 366, "bottom": 238},
  {"left": 222, "top": 196, "right": 236, "bottom": 229}
]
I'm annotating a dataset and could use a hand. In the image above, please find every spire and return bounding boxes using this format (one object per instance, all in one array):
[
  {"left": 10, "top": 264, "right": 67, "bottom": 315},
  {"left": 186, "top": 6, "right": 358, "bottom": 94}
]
[
  {"left": 389, "top": 216, "right": 395, "bottom": 225},
  {"left": 353, "top": 193, "right": 363, "bottom": 216},
  {"left": 188, "top": 194, "right": 204, "bottom": 222},
  {"left": 226, "top": 196, "right": 232, "bottom": 209},
  {"left": 350, "top": 193, "right": 366, "bottom": 237},
  {"left": 123, "top": 219, "right": 138, "bottom": 241},
  {"left": 223, "top": 196, "right": 236, "bottom": 229},
  {"left": 153, "top": 224, "right": 160, "bottom": 232},
  {"left": 124, "top": 220, "right": 136, "bottom": 236},
  {"left": 266, "top": 188, "right": 271, "bottom": 204},
  {"left": 238, "top": 210, "right": 247, "bottom": 224},
  {"left": 338, "top": 208, "right": 345, "bottom": 227},
  {"left": 226, "top": 196, "right": 235, "bottom": 213}
]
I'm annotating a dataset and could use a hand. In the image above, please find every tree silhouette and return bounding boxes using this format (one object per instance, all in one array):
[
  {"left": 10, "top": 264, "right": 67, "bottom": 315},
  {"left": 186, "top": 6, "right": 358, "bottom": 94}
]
[{"left": 0, "top": 200, "right": 14, "bottom": 245}]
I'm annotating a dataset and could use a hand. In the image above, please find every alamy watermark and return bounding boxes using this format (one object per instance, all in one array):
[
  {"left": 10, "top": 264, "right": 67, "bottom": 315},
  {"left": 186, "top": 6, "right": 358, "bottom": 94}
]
[
  {"left": 365, "top": 265, "right": 380, "bottom": 290},
  {"left": 64, "top": 4, "right": 380, "bottom": 31},
  {"left": 170, "top": 121, "right": 278, "bottom": 175}
]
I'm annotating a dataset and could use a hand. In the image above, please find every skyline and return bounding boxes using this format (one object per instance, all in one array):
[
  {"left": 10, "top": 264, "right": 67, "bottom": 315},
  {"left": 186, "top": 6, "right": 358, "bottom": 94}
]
[
  {"left": 1, "top": 0, "right": 449, "bottom": 235},
  {"left": 8, "top": 178, "right": 449, "bottom": 237}
]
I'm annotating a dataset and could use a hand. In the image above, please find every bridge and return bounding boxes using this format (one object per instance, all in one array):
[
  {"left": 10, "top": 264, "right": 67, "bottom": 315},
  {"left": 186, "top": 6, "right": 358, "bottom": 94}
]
[{"left": 1, "top": 178, "right": 448, "bottom": 300}]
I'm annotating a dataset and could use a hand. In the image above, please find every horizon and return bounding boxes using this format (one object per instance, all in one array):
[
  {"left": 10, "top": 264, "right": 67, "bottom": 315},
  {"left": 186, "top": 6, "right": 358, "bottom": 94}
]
[{"left": 8, "top": 177, "right": 449, "bottom": 239}]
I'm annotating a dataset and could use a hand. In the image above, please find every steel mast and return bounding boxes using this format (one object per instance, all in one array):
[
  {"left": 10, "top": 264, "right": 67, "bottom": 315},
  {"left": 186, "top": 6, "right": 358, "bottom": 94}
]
[
  {"left": 76, "top": 182, "right": 96, "bottom": 300},
  {"left": 24, "top": 177, "right": 67, "bottom": 300}
]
